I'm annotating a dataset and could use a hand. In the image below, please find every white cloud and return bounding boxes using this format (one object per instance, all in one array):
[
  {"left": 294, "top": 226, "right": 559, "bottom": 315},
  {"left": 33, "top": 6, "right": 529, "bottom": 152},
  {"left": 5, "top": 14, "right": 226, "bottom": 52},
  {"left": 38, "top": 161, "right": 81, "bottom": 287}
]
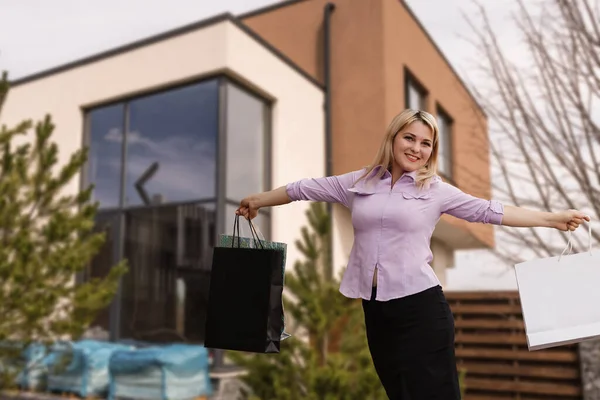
[{"left": 104, "top": 127, "right": 123, "bottom": 142}]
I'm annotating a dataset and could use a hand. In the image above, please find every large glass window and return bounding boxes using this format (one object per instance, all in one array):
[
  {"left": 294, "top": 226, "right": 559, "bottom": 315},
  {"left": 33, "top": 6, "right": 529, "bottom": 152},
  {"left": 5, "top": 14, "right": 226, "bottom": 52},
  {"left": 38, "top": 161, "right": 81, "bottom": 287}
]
[
  {"left": 225, "top": 83, "right": 266, "bottom": 201},
  {"left": 126, "top": 81, "right": 219, "bottom": 206},
  {"left": 436, "top": 106, "right": 453, "bottom": 178},
  {"left": 225, "top": 82, "right": 270, "bottom": 237},
  {"left": 119, "top": 201, "right": 216, "bottom": 343},
  {"left": 84, "top": 77, "right": 270, "bottom": 345},
  {"left": 87, "top": 104, "right": 124, "bottom": 209},
  {"left": 82, "top": 210, "right": 121, "bottom": 335}
]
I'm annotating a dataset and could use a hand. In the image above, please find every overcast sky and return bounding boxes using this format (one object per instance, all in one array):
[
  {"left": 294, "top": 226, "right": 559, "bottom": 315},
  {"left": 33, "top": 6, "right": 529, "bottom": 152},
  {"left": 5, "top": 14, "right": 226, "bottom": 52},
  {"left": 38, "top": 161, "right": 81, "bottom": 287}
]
[
  {"left": 0, "top": 0, "right": 527, "bottom": 290},
  {"left": 0, "top": 0, "right": 523, "bottom": 81}
]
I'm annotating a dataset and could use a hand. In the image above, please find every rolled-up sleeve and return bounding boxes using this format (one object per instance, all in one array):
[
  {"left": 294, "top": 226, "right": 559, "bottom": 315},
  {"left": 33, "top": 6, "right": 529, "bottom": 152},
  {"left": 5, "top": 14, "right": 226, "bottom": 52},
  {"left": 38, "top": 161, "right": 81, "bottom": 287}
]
[
  {"left": 286, "top": 170, "right": 361, "bottom": 209},
  {"left": 440, "top": 182, "right": 504, "bottom": 225}
]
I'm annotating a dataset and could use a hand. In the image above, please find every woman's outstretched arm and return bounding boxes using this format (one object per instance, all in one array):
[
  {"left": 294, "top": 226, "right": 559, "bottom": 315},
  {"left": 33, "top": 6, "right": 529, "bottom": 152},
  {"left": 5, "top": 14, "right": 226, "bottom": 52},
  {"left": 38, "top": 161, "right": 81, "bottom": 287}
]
[
  {"left": 236, "top": 186, "right": 291, "bottom": 220},
  {"left": 501, "top": 205, "right": 590, "bottom": 231}
]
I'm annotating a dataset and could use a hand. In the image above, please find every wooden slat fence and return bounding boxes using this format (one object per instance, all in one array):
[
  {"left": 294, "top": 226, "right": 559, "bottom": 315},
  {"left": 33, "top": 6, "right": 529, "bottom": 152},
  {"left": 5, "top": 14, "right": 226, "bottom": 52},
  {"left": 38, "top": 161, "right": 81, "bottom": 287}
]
[{"left": 446, "top": 291, "right": 582, "bottom": 399}]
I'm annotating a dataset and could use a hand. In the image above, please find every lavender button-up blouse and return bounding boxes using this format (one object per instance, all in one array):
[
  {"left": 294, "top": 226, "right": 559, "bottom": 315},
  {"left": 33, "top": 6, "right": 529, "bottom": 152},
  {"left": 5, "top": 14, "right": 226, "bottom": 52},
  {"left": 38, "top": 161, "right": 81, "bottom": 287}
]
[{"left": 286, "top": 166, "right": 504, "bottom": 301}]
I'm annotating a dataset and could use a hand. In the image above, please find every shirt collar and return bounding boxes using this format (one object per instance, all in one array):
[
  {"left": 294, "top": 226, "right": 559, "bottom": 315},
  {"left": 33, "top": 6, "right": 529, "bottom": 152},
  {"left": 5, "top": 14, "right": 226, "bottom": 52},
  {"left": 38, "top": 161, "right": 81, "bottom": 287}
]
[
  {"left": 374, "top": 165, "right": 417, "bottom": 182},
  {"left": 401, "top": 170, "right": 418, "bottom": 181},
  {"left": 352, "top": 166, "right": 419, "bottom": 194}
]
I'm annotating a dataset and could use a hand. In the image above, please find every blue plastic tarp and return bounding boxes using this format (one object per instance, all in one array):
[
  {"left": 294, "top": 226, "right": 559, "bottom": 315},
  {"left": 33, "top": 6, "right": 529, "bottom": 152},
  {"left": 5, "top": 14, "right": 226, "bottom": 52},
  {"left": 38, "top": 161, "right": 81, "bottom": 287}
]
[
  {"left": 109, "top": 344, "right": 212, "bottom": 400},
  {"left": 46, "top": 340, "right": 132, "bottom": 397}
]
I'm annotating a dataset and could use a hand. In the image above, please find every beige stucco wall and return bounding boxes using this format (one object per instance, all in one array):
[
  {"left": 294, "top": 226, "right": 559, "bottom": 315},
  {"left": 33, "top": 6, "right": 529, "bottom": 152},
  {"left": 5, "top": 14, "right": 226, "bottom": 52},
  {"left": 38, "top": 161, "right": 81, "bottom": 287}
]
[
  {"left": 0, "top": 19, "right": 327, "bottom": 276},
  {"left": 430, "top": 239, "right": 454, "bottom": 286}
]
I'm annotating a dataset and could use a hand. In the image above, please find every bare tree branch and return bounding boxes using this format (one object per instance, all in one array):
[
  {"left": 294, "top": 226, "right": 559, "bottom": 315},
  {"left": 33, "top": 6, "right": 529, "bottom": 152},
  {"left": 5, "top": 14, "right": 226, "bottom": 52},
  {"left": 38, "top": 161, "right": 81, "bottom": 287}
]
[{"left": 460, "top": 0, "right": 600, "bottom": 264}]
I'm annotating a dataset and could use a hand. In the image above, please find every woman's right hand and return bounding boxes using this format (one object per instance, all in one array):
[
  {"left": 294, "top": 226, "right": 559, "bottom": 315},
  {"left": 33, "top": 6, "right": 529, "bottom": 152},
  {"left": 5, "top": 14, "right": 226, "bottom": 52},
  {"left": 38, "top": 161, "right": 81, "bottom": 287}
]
[
  {"left": 236, "top": 196, "right": 259, "bottom": 220},
  {"left": 235, "top": 187, "right": 291, "bottom": 220}
]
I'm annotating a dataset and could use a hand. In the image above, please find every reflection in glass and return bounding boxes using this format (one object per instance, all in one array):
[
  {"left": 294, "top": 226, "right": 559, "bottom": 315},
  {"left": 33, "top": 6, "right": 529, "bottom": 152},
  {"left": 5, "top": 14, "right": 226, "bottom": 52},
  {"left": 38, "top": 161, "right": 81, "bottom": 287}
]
[
  {"left": 226, "top": 83, "right": 267, "bottom": 201},
  {"left": 176, "top": 278, "right": 186, "bottom": 335},
  {"left": 126, "top": 80, "right": 219, "bottom": 206},
  {"left": 84, "top": 210, "right": 121, "bottom": 335},
  {"left": 88, "top": 105, "right": 124, "bottom": 208},
  {"left": 119, "top": 202, "right": 216, "bottom": 343}
]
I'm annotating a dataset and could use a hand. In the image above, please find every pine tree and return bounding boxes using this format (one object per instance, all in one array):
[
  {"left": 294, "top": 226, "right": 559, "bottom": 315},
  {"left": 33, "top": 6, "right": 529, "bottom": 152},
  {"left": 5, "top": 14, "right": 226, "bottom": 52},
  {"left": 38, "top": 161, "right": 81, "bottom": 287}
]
[
  {"left": 0, "top": 71, "right": 127, "bottom": 387},
  {"left": 229, "top": 202, "right": 387, "bottom": 399}
]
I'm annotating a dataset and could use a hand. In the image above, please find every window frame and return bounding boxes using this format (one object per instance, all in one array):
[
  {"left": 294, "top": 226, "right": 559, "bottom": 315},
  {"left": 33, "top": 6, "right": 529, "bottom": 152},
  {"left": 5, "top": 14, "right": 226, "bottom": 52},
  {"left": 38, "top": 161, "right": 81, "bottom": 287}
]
[
  {"left": 435, "top": 102, "right": 454, "bottom": 181},
  {"left": 403, "top": 67, "right": 428, "bottom": 111},
  {"left": 217, "top": 78, "right": 272, "bottom": 239},
  {"left": 79, "top": 74, "right": 273, "bottom": 342}
]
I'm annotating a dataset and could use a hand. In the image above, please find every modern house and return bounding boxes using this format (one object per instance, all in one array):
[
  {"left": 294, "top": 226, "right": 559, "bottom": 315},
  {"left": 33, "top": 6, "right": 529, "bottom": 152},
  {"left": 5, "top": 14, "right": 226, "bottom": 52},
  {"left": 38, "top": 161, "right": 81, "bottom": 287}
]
[{"left": 0, "top": 0, "right": 494, "bottom": 378}]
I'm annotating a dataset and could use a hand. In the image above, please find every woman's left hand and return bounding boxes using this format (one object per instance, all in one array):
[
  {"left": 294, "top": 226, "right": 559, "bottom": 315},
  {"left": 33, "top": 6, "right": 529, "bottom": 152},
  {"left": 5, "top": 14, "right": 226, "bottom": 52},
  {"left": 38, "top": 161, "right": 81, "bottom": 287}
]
[{"left": 553, "top": 210, "right": 590, "bottom": 232}]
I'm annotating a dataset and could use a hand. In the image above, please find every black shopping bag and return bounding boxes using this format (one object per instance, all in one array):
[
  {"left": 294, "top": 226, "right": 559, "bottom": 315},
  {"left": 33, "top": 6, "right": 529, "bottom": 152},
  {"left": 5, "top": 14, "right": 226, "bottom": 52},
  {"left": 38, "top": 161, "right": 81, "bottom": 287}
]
[{"left": 204, "top": 216, "right": 286, "bottom": 353}]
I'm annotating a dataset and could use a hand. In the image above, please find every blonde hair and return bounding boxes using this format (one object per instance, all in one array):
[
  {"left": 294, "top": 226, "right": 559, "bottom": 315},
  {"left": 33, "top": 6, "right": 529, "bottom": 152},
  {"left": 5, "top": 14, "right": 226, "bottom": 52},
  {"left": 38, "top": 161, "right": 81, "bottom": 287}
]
[{"left": 355, "top": 109, "right": 439, "bottom": 190}]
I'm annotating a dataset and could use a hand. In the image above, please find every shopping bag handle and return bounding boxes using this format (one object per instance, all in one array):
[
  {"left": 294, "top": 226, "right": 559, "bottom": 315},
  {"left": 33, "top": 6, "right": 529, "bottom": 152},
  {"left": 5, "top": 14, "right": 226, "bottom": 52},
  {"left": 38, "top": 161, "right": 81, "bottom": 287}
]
[
  {"left": 558, "top": 219, "right": 593, "bottom": 261},
  {"left": 231, "top": 214, "right": 265, "bottom": 250},
  {"left": 246, "top": 217, "right": 265, "bottom": 249}
]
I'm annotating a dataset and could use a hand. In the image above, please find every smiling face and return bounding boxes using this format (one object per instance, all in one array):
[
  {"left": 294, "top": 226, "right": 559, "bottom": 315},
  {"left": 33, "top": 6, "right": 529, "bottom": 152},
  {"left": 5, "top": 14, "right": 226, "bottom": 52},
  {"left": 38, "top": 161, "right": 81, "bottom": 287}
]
[{"left": 392, "top": 120, "right": 434, "bottom": 173}]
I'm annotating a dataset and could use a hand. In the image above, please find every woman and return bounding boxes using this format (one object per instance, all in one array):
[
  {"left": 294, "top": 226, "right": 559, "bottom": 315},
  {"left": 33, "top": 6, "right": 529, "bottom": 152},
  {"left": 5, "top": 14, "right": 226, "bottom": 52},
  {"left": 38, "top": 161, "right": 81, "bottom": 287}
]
[{"left": 235, "top": 109, "right": 589, "bottom": 399}]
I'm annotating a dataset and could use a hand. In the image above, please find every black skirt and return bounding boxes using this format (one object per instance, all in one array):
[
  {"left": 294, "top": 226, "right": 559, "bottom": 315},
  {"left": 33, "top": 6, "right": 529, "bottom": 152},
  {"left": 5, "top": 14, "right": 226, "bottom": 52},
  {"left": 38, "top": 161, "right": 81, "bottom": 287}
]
[{"left": 362, "top": 285, "right": 461, "bottom": 399}]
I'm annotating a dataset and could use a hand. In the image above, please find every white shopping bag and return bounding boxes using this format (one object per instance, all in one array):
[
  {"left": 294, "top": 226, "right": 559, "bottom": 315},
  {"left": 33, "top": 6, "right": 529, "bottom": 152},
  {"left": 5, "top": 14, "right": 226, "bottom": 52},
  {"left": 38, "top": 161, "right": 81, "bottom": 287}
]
[{"left": 514, "top": 223, "right": 600, "bottom": 351}]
